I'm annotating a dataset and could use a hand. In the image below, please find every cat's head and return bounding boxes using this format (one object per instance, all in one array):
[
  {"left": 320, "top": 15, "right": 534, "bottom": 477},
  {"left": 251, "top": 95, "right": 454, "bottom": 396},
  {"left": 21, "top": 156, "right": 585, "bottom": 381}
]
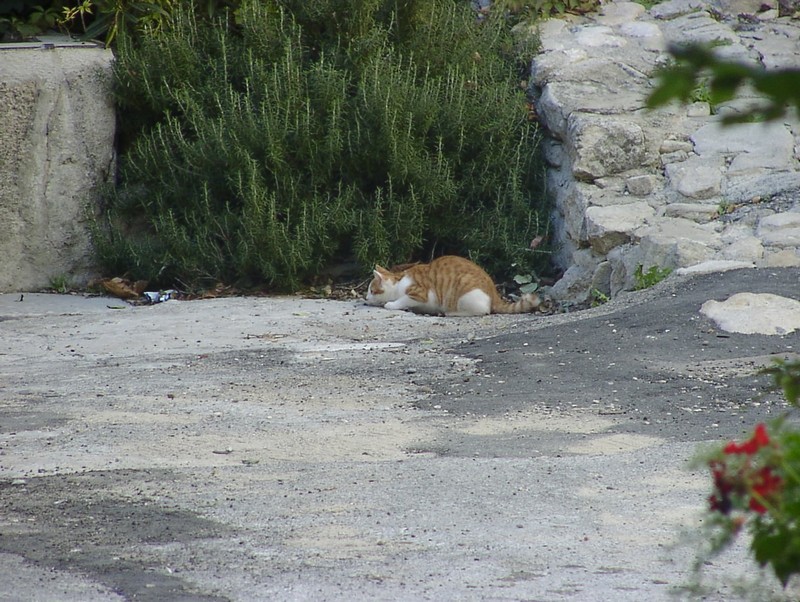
[{"left": 365, "top": 265, "right": 401, "bottom": 306}]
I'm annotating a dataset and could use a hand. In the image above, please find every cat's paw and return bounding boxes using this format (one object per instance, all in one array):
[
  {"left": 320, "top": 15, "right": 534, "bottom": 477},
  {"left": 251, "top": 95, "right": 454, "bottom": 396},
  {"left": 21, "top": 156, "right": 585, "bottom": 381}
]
[{"left": 384, "top": 300, "right": 403, "bottom": 311}]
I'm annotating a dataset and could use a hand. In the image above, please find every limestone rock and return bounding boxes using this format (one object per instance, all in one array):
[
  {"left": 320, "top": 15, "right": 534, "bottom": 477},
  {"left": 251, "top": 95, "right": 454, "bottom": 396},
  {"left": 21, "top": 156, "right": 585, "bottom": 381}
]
[
  {"left": 665, "top": 156, "right": 723, "bottom": 199},
  {"left": 597, "top": 2, "right": 647, "bottom": 25},
  {"left": 626, "top": 175, "right": 658, "bottom": 196},
  {"left": 651, "top": 0, "right": 708, "bottom": 19},
  {"left": 686, "top": 102, "right": 711, "bottom": 117},
  {"left": 664, "top": 202, "right": 721, "bottom": 222},
  {"left": 691, "top": 121, "right": 795, "bottom": 158},
  {"left": 676, "top": 260, "right": 755, "bottom": 275},
  {"left": 585, "top": 202, "right": 655, "bottom": 254},
  {"left": 758, "top": 249, "right": 800, "bottom": 267},
  {"left": 660, "top": 150, "right": 689, "bottom": 166},
  {"left": 619, "top": 22, "right": 665, "bottom": 50},
  {"left": 724, "top": 171, "right": 800, "bottom": 203},
  {"left": 720, "top": 236, "right": 765, "bottom": 261},
  {"left": 635, "top": 218, "right": 721, "bottom": 269},
  {"left": 548, "top": 264, "right": 594, "bottom": 303},
  {"left": 659, "top": 139, "right": 693, "bottom": 154},
  {"left": 537, "top": 82, "right": 644, "bottom": 139},
  {"left": 709, "top": 0, "right": 767, "bottom": 15},
  {"left": 757, "top": 213, "right": 800, "bottom": 247},
  {"left": 591, "top": 261, "right": 613, "bottom": 296},
  {"left": 661, "top": 12, "right": 740, "bottom": 47},
  {"left": 700, "top": 293, "right": 800, "bottom": 335},
  {"left": 574, "top": 25, "right": 628, "bottom": 48},
  {"left": 567, "top": 114, "right": 647, "bottom": 181}
]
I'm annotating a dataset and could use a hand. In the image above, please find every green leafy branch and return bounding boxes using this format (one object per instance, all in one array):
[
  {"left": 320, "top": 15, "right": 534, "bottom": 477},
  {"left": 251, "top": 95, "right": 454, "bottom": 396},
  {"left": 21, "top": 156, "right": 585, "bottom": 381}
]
[{"left": 646, "top": 43, "right": 800, "bottom": 124}]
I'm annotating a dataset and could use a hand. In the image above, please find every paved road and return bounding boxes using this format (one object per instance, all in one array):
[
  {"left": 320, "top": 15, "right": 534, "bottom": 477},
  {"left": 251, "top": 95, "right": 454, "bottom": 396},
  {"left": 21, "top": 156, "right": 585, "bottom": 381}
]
[{"left": 1, "top": 267, "right": 798, "bottom": 601}]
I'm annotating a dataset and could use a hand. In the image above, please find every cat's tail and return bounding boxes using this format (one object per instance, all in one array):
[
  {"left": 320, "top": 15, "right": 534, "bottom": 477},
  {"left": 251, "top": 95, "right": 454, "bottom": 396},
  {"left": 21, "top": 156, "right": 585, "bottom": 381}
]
[{"left": 491, "top": 293, "right": 549, "bottom": 314}]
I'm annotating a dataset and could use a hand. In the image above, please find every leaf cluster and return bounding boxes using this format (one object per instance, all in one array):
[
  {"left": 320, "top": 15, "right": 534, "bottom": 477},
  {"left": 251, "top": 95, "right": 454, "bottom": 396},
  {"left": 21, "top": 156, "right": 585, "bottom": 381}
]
[
  {"left": 0, "top": 0, "right": 59, "bottom": 40},
  {"left": 633, "top": 264, "right": 672, "bottom": 290},
  {"left": 0, "top": 0, "right": 238, "bottom": 44},
  {"left": 647, "top": 43, "right": 800, "bottom": 124},
  {"left": 98, "top": 0, "right": 548, "bottom": 291}
]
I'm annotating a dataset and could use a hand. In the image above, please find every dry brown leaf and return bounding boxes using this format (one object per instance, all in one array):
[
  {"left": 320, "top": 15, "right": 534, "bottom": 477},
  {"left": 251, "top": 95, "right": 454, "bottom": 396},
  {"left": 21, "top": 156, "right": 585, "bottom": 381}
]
[{"left": 101, "top": 277, "right": 146, "bottom": 300}]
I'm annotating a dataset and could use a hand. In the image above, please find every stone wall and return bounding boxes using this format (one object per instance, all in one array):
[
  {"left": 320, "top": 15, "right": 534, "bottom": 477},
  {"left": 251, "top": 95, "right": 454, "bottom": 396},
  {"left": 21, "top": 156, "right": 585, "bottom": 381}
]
[
  {"left": 530, "top": 0, "right": 800, "bottom": 302},
  {"left": 0, "top": 38, "right": 115, "bottom": 293}
]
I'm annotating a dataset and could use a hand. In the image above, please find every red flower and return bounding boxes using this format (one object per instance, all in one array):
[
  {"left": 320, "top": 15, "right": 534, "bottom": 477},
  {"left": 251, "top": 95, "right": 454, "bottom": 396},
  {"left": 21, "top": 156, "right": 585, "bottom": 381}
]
[
  {"left": 724, "top": 423, "right": 771, "bottom": 455},
  {"left": 749, "top": 466, "right": 782, "bottom": 514},
  {"left": 708, "top": 460, "right": 735, "bottom": 514}
]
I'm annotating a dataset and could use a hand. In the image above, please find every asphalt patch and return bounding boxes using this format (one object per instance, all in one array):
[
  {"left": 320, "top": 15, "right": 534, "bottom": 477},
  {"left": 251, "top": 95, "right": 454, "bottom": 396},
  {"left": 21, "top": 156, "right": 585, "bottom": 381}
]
[
  {"left": 0, "top": 470, "right": 230, "bottom": 602},
  {"left": 417, "top": 268, "right": 799, "bottom": 453}
]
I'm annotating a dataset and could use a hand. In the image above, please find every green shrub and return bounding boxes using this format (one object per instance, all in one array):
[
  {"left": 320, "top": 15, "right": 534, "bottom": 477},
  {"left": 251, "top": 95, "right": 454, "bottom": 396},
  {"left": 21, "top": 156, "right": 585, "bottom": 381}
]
[{"left": 97, "top": 0, "right": 548, "bottom": 291}]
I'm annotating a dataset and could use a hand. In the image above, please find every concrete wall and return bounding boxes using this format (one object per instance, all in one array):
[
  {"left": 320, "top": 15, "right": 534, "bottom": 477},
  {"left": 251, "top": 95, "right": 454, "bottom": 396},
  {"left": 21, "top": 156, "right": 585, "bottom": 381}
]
[{"left": 0, "top": 39, "right": 115, "bottom": 292}]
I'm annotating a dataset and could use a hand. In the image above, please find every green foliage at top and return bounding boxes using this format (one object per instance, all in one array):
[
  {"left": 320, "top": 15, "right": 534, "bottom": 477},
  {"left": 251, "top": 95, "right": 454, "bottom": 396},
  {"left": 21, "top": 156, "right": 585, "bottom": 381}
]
[
  {"left": 98, "top": 0, "right": 547, "bottom": 291},
  {"left": 0, "top": 0, "right": 59, "bottom": 40},
  {"left": 0, "top": 1, "right": 237, "bottom": 44},
  {"left": 59, "top": 0, "right": 178, "bottom": 45},
  {"left": 491, "top": 0, "right": 600, "bottom": 21},
  {"left": 647, "top": 43, "right": 800, "bottom": 124}
]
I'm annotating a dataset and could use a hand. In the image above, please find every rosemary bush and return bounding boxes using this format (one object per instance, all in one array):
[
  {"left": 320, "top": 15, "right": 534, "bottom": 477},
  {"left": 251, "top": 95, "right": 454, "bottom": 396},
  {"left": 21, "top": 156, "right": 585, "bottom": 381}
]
[{"left": 97, "top": 0, "right": 546, "bottom": 290}]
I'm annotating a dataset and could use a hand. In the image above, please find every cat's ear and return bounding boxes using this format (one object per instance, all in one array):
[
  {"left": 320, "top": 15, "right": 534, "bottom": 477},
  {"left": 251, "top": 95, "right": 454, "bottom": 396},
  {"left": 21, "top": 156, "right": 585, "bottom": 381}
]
[{"left": 374, "top": 265, "right": 390, "bottom": 280}]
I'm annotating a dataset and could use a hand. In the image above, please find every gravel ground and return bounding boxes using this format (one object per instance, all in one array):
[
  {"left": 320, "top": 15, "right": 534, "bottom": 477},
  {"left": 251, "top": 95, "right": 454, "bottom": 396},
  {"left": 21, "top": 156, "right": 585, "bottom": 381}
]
[{"left": 1, "top": 267, "right": 799, "bottom": 601}]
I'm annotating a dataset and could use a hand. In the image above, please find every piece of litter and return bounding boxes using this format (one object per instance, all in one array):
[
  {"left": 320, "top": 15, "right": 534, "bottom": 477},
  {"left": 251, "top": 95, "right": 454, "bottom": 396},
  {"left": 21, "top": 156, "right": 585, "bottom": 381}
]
[{"left": 143, "top": 290, "right": 176, "bottom": 304}]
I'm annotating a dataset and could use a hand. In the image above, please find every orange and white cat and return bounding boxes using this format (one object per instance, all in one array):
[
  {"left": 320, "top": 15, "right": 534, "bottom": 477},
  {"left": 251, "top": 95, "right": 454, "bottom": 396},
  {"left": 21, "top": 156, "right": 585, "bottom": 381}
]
[{"left": 365, "top": 255, "right": 543, "bottom": 317}]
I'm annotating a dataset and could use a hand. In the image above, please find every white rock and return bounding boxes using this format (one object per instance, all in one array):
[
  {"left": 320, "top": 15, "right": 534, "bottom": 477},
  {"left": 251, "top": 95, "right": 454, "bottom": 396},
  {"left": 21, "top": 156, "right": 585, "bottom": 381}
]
[
  {"left": 537, "top": 18, "right": 569, "bottom": 52},
  {"left": 758, "top": 249, "right": 800, "bottom": 268},
  {"left": 591, "top": 261, "right": 613, "bottom": 295},
  {"left": 585, "top": 202, "right": 656, "bottom": 254},
  {"left": 720, "top": 223, "right": 756, "bottom": 244},
  {"left": 664, "top": 203, "right": 720, "bottom": 222},
  {"left": 626, "top": 175, "right": 658, "bottom": 196},
  {"left": 720, "top": 236, "right": 764, "bottom": 261},
  {"left": 701, "top": 293, "right": 800, "bottom": 335},
  {"left": 597, "top": 2, "right": 646, "bottom": 25},
  {"left": 575, "top": 26, "right": 628, "bottom": 48},
  {"left": 659, "top": 139, "right": 693, "bottom": 154},
  {"left": 568, "top": 114, "right": 647, "bottom": 180},
  {"left": 729, "top": 149, "right": 793, "bottom": 172},
  {"left": 620, "top": 21, "right": 662, "bottom": 38},
  {"left": 724, "top": 171, "right": 800, "bottom": 203},
  {"left": 691, "top": 121, "right": 794, "bottom": 157},
  {"left": 549, "top": 264, "right": 594, "bottom": 302},
  {"left": 709, "top": 0, "right": 766, "bottom": 15},
  {"left": 660, "top": 150, "right": 689, "bottom": 166},
  {"left": 663, "top": 13, "right": 740, "bottom": 47},
  {"left": 757, "top": 213, "right": 800, "bottom": 247},
  {"left": 635, "top": 217, "right": 722, "bottom": 269},
  {"left": 650, "top": 0, "right": 708, "bottom": 19},
  {"left": 676, "top": 260, "right": 755, "bottom": 275},
  {"left": 665, "top": 156, "right": 723, "bottom": 199},
  {"left": 687, "top": 102, "right": 711, "bottom": 117}
]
